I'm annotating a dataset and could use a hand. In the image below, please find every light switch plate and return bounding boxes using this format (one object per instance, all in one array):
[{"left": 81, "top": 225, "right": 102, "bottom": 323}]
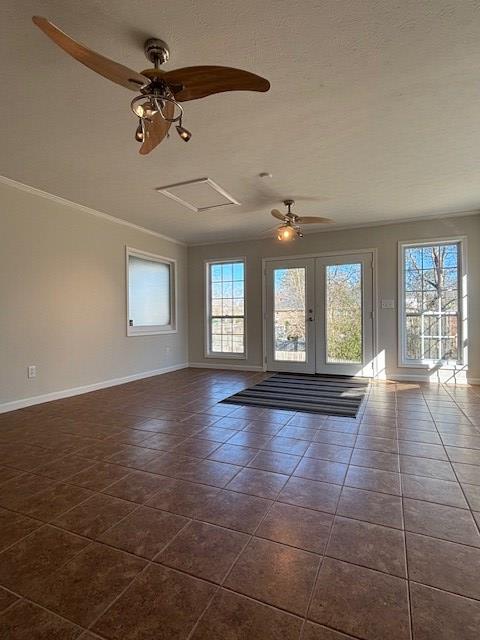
[{"left": 381, "top": 299, "right": 395, "bottom": 309}]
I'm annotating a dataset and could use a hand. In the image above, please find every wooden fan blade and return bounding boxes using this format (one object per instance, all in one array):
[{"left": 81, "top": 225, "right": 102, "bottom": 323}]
[
  {"left": 271, "top": 209, "right": 286, "bottom": 221},
  {"left": 139, "top": 101, "right": 174, "bottom": 155},
  {"left": 32, "top": 16, "right": 148, "bottom": 91},
  {"left": 163, "top": 66, "right": 270, "bottom": 102},
  {"left": 296, "top": 216, "right": 334, "bottom": 224}
]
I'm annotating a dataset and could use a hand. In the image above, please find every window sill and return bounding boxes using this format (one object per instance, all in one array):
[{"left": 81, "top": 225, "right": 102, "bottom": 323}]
[
  {"left": 205, "top": 353, "right": 247, "bottom": 360},
  {"left": 128, "top": 327, "right": 177, "bottom": 337},
  {"left": 398, "top": 360, "right": 466, "bottom": 370}
]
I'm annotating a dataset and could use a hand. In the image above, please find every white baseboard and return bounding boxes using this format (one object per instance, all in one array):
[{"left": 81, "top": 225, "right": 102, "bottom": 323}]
[
  {"left": 2, "top": 362, "right": 477, "bottom": 414},
  {"left": 188, "top": 364, "right": 479, "bottom": 384},
  {"left": 0, "top": 363, "right": 189, "bottom": 414},
  {"left": 189, "top": 363, "right": 478, "bottom": 382},
  {"left": 189, "top": 362, "right": 264, "bottom": 372},
  {"left": 385, "top": 372, "right": 478, "bottom": 385}
]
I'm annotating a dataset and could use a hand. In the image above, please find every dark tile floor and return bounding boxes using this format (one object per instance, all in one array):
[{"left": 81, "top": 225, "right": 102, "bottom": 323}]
[{"left": 0, "top": 368, "right": 480, "bottom": 639}]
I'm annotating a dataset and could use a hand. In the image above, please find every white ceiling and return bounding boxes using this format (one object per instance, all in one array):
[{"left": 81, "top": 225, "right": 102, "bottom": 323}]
[{"left": 2, "top": 0, "right": 480, "bottom": 244}]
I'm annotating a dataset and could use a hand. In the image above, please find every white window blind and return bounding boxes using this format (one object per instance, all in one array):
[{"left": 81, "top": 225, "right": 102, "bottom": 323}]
[{"left": 126, "top": 249, "right": 176, "bottom": 335}]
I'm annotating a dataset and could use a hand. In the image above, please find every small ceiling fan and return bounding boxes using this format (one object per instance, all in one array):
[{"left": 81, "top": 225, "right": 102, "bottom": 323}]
[
  {"left": 32, "top": 17, "right": 270, "bottom": 154},
  {"left": 271, "top": 200, "right": 334, "bottom": 240}
]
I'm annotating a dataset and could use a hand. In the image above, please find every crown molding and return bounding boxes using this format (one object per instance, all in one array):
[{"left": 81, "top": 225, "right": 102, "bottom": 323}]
[
  {"left": 2, "top": 174, "right": 478, "bottom": 248},
  {"left": 188, "top": 208, "right": 480, "bottom": 247},
  {"left": 0, "top": 174, "right": 186, "bottom": 246}
]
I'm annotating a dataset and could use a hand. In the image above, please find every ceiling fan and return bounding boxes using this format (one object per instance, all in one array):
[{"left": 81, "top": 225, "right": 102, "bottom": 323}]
[
  {"left": 271, "top": 200, "right": 334, "bottom": 240},
  {"left": 32, "top": 16, "right": 270, "bottom": 154}
]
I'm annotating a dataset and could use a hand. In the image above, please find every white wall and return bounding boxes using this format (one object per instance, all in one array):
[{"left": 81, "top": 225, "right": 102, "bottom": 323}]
[
  {"left": 0, "top": 179, "right": 188, "bottom": 408},
  {"left": 2, "top": 175, "right": 478, "bottom": 412},
  {"left": 188, "top": 214, "right": 480, "bottom": 383}
]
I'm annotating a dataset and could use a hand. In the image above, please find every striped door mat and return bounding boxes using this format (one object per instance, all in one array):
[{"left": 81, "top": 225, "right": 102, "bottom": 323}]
[{"left": 221, "top": 372, "right": 369, "bottom": 417}]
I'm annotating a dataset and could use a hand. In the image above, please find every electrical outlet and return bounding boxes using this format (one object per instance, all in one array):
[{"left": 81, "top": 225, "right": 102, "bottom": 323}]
[
  {"left": 165, "top": 345, "right": 171, "bottom": 354},
  {"left": 27, "top": 365, "right": 37, "bottom": 379}
]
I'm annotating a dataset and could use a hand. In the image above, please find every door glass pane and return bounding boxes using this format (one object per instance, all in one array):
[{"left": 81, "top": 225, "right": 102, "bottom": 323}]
[
  {"left": 273, "top": 267, "right": 306, "bottom": 362},
  {"left": 326, "top": 263, "right": 362, "bottom": 364}
]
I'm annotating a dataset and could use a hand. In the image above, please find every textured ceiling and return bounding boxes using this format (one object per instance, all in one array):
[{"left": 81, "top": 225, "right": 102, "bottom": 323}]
[{"left": 1, "top": 0, "right": 480, "bottom": 244}]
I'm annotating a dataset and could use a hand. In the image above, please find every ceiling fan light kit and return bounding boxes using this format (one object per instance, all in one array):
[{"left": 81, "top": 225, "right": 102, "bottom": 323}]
[
  {"left": 32, "top": 16, "right": 270, "bottom": 154},
  {"left": 277, "top": 225, "right": 300, "bottom": 241},
  {"left": 272, "top": 199, "right": 333, "bottom": 241},
  {"left": 130, "top": 39, "right": 189, "bottom": 145},
  {"left": 175, "top": 119, "right": 192, "bottom": 142}
]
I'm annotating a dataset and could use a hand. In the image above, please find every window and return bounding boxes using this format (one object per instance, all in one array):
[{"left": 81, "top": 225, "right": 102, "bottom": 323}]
[
  {"left": 399, "top": 240, "right": 464, "bottom": 366},
  {"left": 126, "top": 247, "right": 176, "bottom": 336},
  {"left": 206, "top": 259, "right": 245, "bottom": 357}
]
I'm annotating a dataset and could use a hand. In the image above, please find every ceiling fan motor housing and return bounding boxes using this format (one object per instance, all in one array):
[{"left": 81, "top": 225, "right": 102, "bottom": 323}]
[{"left": 144, "top": 38, "right": 170, "bottom": 66}]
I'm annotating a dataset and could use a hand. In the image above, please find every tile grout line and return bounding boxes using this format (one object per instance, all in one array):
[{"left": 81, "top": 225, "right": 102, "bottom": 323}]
[
  {"left": 423, "top": 391, "right": 480, "bottom": 539},
  {"left": 185, "top": 410, "right": 340, "bottom": 640},
  {"left": 4, "top": 515, "right": 480, "bottom": 637},
  {"left": 82, "top": 515, "right": 194, "bottom": 636},
  {"left": 3, "top": 595, "right": 87, "bottom": 636},
  {"left": 298, "top": 402, "right": 363, "bottom": 639},
  {"left": 297, "top": 380, "right": 374, "bottom": 638},
  {"left": 0, "top": 527, "right": 106, "bottom": 631},
  {"left": 396, "top": 392, "right": 415, "bottom": 640},
  {"left": 2, "top": 437, "right": 477, "bottom": 517}
]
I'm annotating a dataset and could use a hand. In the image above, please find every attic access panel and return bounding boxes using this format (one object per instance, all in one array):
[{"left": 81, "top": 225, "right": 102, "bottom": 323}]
[{"left": 156, "top": 178, "right": 241, "bottom": 212}]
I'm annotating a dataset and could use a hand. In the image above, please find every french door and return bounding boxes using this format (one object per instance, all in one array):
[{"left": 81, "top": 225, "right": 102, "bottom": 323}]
[
  {"left": 265, "top": 259, "right": 316, "bottom": 374},
  {"left": 265, "top": 253, "right": 374, "bottom": 377}
]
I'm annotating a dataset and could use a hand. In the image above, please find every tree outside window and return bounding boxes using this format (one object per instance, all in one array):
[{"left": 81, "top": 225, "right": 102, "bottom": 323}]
[{"left": 403, "top": 242, "right": 460, "bottom": 362}]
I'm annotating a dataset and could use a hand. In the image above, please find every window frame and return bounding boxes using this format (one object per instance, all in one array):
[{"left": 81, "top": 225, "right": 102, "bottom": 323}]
[
  {"left": 205, "top": 257, "right": 247, "bottom": 359},
  {"left": 398, "top": 237, "right": 467, "bottom": 368},
  {"left": 126, "top": 246, "right": 177, "bottom": 337}
]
